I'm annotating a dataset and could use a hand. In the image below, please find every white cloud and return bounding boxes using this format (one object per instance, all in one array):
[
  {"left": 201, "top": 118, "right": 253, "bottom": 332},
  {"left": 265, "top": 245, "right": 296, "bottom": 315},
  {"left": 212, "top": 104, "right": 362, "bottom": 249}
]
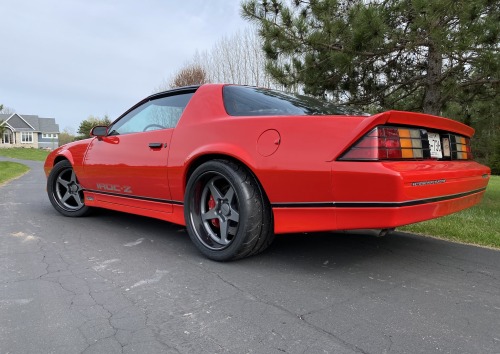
[{"left": 0, "top": 0, "right": 250, "bottom": 130}]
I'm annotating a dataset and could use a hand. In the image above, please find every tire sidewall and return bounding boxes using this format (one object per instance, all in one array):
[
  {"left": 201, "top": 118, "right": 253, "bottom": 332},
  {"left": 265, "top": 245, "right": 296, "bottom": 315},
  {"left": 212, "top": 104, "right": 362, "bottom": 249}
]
[
  {"left": 47, "top": 160, "right": 90, "bottom": 217},
  {"left": 184, "top": 160, "right": 257, "bottom": 261}
]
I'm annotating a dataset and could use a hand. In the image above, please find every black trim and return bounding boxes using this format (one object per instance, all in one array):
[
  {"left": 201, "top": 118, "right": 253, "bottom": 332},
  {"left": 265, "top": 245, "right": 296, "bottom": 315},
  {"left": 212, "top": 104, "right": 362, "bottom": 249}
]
[
  {"left": 271, "top": 202, "right": 334, "bottom": 208},
  {"left": 85, "top": 189, "right": 183, "bottom": 206},
  {"left": 86, "top": 187, "right": 486, "bottom": 209},
  {"left": 271, "top": 188, "right": 486, "bottom": 209}
]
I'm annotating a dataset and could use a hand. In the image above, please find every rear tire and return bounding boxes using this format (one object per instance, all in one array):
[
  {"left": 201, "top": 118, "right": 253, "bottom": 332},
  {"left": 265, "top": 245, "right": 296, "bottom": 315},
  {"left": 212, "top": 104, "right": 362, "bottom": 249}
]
[
  {"left": 47, "top": 160, "right": 91, "bottom": 217},
  {"left": 184, "top": 159, "right": 274, "bottom": 261}
]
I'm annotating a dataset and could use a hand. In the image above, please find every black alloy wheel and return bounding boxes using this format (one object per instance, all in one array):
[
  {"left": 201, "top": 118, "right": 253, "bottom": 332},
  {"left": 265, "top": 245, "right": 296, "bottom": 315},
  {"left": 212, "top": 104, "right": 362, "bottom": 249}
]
[
  {"left": 184, "top": 159, "right": 274, "bottom": 261},
  {"left": 47, "top": 160, "right": 90, "bottom": 217}
]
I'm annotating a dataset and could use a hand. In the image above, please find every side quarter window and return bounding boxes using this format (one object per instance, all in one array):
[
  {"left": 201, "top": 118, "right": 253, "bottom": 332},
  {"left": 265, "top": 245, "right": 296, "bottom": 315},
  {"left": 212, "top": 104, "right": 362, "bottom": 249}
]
[{"left": 109, "top": 92, "right": 194, "bottom": 135}]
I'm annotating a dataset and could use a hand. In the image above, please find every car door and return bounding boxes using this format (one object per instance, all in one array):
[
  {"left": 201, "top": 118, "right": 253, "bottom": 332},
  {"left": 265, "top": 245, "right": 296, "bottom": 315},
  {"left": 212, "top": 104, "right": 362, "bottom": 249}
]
[{"left": 82, "top": 91, "right": 194, "bottom": 213}]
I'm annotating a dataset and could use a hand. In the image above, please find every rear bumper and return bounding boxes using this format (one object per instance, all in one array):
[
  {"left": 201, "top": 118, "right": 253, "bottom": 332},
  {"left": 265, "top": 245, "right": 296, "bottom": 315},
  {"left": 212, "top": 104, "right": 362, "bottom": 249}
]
[
  {"left": 272, "top": 160, "right": 490, "bottom": 234},
  {"left": 273, "top": 188, "right": 485, "bottom": 234},
  {"left": 333, "top": 187, "right": 485, "bottom": 230}
]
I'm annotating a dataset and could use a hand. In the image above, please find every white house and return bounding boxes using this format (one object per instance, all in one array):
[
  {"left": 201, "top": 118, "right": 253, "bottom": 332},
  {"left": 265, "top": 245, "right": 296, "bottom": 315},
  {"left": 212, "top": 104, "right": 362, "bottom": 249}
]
[{"left": 0, "top": 113, "right": 60, "bottom": 149}]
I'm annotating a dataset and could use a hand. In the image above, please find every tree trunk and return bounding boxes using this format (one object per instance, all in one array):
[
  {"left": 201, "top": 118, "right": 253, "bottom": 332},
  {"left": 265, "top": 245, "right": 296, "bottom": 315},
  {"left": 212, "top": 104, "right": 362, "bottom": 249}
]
[{"left": 422, "top": 44, "right": 443, "bottom": 115}]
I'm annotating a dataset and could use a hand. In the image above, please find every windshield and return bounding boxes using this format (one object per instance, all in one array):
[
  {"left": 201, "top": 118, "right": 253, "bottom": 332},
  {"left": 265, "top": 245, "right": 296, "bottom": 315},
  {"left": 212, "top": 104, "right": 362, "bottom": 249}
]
[{"left": 223, "top": 85, "right": 363, "bottom": 116}]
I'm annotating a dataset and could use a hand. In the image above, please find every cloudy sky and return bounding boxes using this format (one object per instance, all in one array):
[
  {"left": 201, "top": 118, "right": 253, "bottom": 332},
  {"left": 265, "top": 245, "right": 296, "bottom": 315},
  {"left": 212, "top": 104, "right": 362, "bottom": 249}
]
[{"left": 1, "top": 0, "right": 250, "bottom": 131}]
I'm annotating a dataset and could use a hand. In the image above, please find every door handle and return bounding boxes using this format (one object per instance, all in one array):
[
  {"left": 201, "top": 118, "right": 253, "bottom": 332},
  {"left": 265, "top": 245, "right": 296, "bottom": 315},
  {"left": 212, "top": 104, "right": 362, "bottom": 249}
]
[{"left": 149, "top": 142, "right": 163, "bottom": 148}]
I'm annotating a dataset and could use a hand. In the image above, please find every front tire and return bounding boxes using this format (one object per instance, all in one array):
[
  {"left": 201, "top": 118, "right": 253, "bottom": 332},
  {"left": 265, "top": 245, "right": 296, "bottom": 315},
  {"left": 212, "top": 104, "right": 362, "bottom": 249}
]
[
  {"left": 184, "top": 160, "right": 273, "bottom": 261},
  {"left": 47, "top": 160, "right": 91, "bottom": 217}
]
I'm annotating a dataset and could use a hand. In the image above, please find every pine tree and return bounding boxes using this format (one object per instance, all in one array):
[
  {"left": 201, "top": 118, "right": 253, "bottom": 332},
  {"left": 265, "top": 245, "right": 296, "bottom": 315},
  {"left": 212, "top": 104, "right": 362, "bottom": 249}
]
[{"left": 241, "top": 0, "right": 500, "bottom": 115}]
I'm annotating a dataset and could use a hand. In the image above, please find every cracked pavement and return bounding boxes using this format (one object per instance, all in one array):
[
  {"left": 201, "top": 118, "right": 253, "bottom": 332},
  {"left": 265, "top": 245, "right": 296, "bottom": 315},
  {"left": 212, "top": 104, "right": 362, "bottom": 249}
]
[{"left": 1, "top": 157, "right": 499, "bottom": 353}]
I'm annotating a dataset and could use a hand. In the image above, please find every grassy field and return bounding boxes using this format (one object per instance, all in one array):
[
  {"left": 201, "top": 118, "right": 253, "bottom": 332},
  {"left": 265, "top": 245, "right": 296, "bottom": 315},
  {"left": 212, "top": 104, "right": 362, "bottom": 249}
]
[
  {"left": 0, "top": 161, "right": 30, "bottom": 185},
  {"left": 0, "top": 147, "right": 50, "bottom": 161},
  {"left": 401, "top": 175, "right": 500, "bottom": 249}
]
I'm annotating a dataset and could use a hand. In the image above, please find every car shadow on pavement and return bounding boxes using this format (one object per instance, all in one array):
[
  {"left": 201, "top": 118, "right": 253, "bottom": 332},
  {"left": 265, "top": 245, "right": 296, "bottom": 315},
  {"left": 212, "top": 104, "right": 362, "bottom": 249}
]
[{"left": 90, "top": 208, "right": 492, "bottom": 275}]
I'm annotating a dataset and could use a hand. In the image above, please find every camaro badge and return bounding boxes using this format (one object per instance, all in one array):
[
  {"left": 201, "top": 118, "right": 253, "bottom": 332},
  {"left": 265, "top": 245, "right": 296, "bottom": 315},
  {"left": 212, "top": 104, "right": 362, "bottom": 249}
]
[{"left": 412, "top": 179, "right": 446, "bottom": 187}]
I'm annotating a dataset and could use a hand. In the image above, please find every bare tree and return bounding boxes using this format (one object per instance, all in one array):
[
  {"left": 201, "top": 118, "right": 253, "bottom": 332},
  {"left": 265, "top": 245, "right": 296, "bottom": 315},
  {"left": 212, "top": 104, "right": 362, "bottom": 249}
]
[
  {"left": 0, "top": 104, "right": 14, "bottom": 143},
  {"left": 0, "top": 105, "right": 15, "bottom": 115},
  {"left": 193, "top": 28, "right": 282, "bottom": 88},
  {"left": 156, "top": 28, "right": 284, "bottom": 92},
  {"left": 170, "top": 64, "right": 208, "bottom": 88},
  {"left": 58, "top": 127, "right": 76, "bottom": 146},
  {"left": 155, "top": 64, "right": 208, "bottom": 93}
]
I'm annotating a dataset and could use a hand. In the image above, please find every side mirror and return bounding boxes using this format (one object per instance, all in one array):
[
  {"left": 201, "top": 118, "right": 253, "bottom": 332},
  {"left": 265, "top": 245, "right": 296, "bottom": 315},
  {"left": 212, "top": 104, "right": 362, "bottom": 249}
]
[{"left": 90, "top": 126, "right": 108, "bottom": 137}]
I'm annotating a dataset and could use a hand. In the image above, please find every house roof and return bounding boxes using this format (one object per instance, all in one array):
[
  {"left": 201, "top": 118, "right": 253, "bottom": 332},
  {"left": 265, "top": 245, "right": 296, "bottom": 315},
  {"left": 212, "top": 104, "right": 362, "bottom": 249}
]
[
  {"left": 38, "top": 117, "right": 59, "bottom": 133},
  {"left": 0, "top": 113, "right": 60, "bottom": 133}
]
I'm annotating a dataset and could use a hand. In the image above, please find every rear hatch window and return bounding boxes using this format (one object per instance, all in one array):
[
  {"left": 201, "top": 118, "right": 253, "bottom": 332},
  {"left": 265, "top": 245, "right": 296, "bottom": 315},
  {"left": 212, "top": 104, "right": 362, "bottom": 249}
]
[{"left": 223, "top": 85, "right": 363, "bottom": 116}]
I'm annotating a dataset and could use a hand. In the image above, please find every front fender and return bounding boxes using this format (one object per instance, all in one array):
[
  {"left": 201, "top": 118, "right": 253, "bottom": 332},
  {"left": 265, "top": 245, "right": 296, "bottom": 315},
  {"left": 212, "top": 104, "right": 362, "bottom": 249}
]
[{"left": 43, "top": 139, "right": 93, "bottom": 178}]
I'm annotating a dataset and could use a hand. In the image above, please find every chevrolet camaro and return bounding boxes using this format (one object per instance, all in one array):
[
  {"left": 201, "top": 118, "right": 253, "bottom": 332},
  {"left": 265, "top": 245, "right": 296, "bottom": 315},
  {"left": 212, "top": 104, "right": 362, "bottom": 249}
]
[{"left": 44, "top": 84, "right": 491, "bottom": 261}]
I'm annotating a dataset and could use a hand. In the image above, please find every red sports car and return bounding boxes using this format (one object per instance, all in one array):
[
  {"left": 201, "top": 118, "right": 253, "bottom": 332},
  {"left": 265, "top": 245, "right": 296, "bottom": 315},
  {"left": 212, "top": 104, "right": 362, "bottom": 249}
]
[{"left": 44, "top": 84, "right": 491, "bottom": 261}]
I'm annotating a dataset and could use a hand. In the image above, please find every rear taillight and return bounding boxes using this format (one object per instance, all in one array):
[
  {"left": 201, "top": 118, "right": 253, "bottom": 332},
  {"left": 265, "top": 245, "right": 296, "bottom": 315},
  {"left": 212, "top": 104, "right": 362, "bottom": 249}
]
[
  {"left": 452, "top": 135, "right": 472, "bottom": 160},
  {"left": 339, "top": 126, "right": 472, "bottom": 161}
]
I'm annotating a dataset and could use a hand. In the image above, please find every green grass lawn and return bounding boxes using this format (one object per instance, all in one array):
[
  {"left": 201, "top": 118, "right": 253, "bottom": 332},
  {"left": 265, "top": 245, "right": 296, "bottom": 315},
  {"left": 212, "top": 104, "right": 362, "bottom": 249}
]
[
  {"left": 0, "top": 147, "right": 50, "bottom": 161},
  {"left": 401, "top": 175, "right": 500, "bottom": 249},
  {"left": 0, "top": 161, "right": 31, "bottom": 184}
]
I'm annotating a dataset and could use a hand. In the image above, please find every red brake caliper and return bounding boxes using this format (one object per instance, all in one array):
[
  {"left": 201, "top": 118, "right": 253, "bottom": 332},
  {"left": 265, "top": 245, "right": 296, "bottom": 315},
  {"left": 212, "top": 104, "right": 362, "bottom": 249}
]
[{"left": 208, "top": 195, "right": 220, "bottom": 228}]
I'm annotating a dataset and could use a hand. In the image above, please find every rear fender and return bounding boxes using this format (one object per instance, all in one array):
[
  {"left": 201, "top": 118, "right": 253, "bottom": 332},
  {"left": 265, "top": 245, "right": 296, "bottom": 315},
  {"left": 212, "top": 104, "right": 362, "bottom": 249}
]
[{"left": 183, "top": 143, "right": 258, "bottom": 188}]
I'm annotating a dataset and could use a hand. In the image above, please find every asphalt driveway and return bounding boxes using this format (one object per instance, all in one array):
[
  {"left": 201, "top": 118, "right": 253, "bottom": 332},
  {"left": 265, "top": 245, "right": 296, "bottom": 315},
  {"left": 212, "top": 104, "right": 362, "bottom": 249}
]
[{"left": 1, "top": 157, "right": 499, "bottom": 354}]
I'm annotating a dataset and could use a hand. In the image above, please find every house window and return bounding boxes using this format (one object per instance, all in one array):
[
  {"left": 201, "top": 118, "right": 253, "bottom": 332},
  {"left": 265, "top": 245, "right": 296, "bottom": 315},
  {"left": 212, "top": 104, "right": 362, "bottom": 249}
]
[
  {"left": 42, "top": 133, "right": 57, "bottom": 138},
  {"left": 21, "top": 132, "right": 33, "bottom": 143}
]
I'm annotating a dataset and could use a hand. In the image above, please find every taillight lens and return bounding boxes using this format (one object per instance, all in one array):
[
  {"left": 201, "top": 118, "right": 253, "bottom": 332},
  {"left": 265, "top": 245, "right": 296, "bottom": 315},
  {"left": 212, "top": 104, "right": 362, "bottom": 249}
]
[
  {"left": 339, "top": 126, "right": 472, "bottom": 161},
  {"left": 452, "top": 135, "right": 472, "bottom": 160}
]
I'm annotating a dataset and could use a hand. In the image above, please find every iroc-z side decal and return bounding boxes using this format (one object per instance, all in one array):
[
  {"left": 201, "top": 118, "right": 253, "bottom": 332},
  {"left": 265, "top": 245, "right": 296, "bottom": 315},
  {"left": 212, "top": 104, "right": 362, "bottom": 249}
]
[{"left": 96, "top": 183, "right": 133, "bottom": 194}]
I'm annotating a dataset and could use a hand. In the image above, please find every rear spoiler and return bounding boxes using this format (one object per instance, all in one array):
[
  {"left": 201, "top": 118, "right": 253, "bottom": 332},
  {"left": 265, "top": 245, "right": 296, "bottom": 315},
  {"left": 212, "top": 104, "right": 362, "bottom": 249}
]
[{"left": 370, "top": 110, "right": 475, "bottom": 137}]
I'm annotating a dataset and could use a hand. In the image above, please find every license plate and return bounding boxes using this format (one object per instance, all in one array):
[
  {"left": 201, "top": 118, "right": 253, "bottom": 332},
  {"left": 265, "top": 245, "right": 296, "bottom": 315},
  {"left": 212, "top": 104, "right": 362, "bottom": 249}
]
[{"left": 428, "top": 133, "right": 443, "bottom": 158}]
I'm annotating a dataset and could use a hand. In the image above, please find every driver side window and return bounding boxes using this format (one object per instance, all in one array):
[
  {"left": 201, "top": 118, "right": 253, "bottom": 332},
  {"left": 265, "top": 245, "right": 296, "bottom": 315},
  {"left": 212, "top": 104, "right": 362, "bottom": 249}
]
[{"left": 109, "top": 92, "right": 194, "bottom": 135}]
